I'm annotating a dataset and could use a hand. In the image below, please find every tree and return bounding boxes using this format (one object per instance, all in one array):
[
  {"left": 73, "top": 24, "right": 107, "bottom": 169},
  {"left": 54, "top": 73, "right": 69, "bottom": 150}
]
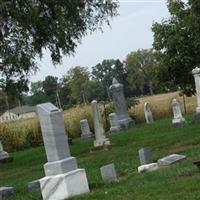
[
  {"left": 43, "top": 76, "right": 58, "bottom": 104},
  {"left": 59, "top": 76, "right": 74, "bottom": 108},
  {"left": 66, "top": 66, "right": 90, "bottom": 104},
  {"left": 0, "top": 0, "right": 118, "bottom": 91},
  {"left": 23, "top": 81, "right": 48, "bottom": 106},
  {"left": 152, "top": 0, "right": 200, "bottom": 95},
  {"left": 92, "top": 59, "right": 129, "bottom": 98},
  {"left": 125, "top": 49, "right": 160, "bottom": 95}
]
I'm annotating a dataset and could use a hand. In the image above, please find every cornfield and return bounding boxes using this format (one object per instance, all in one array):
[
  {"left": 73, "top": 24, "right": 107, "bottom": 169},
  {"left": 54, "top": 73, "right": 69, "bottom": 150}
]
[{"left": 0, "top": 92, "right": 197, "bottom": 151}]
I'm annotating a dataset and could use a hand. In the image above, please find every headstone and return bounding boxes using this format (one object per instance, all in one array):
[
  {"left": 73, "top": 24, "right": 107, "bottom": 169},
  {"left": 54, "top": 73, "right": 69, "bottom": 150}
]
[
  {"left": 138, "top": 163, "right": 159, "bottom": 173},
  {"left": 0, "top": 187, "right": 14, "bottom": 200},
  {"left": 80, "top": 119, "right": 93, "bottom": 139},
  {"left": 28, "top": 180, "right": 40, "bottom": 191},
  {"left": 138, "top": 147, "right": 153, "bottom": 165},
  {"left": 109, "top": 78, "right": 134, "bottom": 129},
  {"left": 158, "top": 154, "right": 186, "bottom": 166},
  {"left": 100, "top": 164, "right": 118, "bottom": 183},
  {"left": 0, "top": 141, "right": 9, "bottom": 161},
  {"left": 192, "top": 67, "right": 200, "bottom": 120},
  {"left": 91, "top": 100, "right": 110, "bottom": 147},
  {"left": 144, "top": 102, "right": 154, "bottom": 124},
  {"left": 37, "top": 103, "right": 89, "bottom": 200},
  {"left": 109, "top": 113, "right": 121, "bottom": 133},
  {"left": 171, "top": 99, "right": 186, "bottom": 126}
]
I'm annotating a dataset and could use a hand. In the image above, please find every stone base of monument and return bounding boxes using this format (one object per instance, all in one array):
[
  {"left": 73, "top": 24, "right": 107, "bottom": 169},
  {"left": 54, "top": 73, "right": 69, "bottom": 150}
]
[
  {"left": 138, "top": 163, "right": 159, "bottom": 173},
  {"left": 109, "top": 126, "right": 121, "bottom": 134},
  {"left": 44, "top": 157, "right": 78, "bottom": 176},
  {"left": 0, "top": 157, "right": 13, "bottom": 164},
  {"left": 81, "top": 133, "right": 94, "bottom": 140},
  {"left": 172, "top": 118, "right": 186, "bottom": 127},
  {"left": 118, "top": 118, "right": 135, "bottom": 130},
  {"left": 90, "top": 141, "right": 112, "bottom": 152},
  {"left": 40, "top": 169, "right": 89, "bottom": 200}
]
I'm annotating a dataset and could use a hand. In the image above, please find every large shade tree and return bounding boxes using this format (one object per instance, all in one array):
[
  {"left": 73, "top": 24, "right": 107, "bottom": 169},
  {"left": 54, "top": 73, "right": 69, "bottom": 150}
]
[
  {"left": 0, "top": 0, "right": 118, "bottom": 93},
  {"left": 125, "top": 49, "right": 160, "bottom": 95},
  {"left": 152, "top": 0, "right": 200, "bottom": 95}
]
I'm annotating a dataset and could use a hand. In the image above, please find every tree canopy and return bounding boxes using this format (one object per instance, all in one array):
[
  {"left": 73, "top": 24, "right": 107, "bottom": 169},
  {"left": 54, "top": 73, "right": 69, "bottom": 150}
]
[
  {"left": 152, "top": 0, "right": 200, "bottom": 95},
  {"left": 125, "top": 49, "right": 161, "bottom": 95},
  {"left": 0, "top": 0, "right": 118, "bottom": 91}
]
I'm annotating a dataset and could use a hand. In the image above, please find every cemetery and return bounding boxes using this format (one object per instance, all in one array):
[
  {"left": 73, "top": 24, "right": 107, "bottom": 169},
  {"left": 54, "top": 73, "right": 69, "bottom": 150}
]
[{"left": 1, "top": 1, "right": 200, "bottom": 200}]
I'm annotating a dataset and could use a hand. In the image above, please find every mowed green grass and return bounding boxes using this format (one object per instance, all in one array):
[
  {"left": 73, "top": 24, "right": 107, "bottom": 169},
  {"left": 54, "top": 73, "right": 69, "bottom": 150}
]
[{"left": 1, "top": 115, "right": 200, "bottom": 200}]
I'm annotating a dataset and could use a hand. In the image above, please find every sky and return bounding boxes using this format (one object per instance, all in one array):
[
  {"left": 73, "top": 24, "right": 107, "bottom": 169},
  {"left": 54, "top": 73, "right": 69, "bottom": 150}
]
[{"left": 30, "top": 0, "right": 171, "bottom": 82}]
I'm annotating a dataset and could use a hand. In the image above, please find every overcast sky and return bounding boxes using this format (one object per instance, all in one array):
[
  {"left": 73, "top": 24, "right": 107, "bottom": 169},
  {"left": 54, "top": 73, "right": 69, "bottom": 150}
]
[{"left": 30, "top": 0, "right": 170, "bottom": 82}]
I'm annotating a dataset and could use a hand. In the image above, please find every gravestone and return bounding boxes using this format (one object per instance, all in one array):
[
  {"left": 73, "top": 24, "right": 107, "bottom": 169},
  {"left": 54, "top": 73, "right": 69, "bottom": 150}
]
[
  {"left": 100, "top": 164, "right": 118, "bottom": 183},
  {"left": 0, "top": 187, "right": 14, "bottom": 200},
  {"left": 192, "top": 67, "right": 200, "bottom": 120},
  {"left": 109, "top": 113, "right": 121, "bottom": 133},
  {"left": 80, "top": 119, "right": 93, "bottom": 139},
  {"left": 138, "top": 163, "right": 159, "bottom": 173},
  {"left": 109, "top": 78, "right": 134, "bottom": 129},
  {"left": 37, "top": 103, "right": 89, "bottom": 200},
  {"left": 138, "top": 147, "right": 153, "bottom": 165},
  {"left": 0, "top": 141, "right": 12, "bottom": 163},
  {"left": 144, "top": 102, "right": 154, "bottom": 124},
  {"left": 91, "top": 100, "right": 110, "bottom": 148},
  {"left": 171, "top": 98, "right": 186, "bottom": 126},
  {"left": 158, "top": 154, "right": 186, "bottom": 166}
]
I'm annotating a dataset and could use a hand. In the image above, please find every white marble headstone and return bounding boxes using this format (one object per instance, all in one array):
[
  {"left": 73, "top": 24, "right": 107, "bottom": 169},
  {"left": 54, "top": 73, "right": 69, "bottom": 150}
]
[
  {"left": 91, "top": 100, "right": 110, "bottom": 147},
  {"left": 171, "top": 99, "right": 186, "bottom": 125},
  {"left": 0, "top": 141, "right": 9, "bottom": 160},
  {"left": 144, "top": 102, "right": 154, "bottom": 124},
  {"left": 37, "top": 103, "right": 89, "bottom": 200}
]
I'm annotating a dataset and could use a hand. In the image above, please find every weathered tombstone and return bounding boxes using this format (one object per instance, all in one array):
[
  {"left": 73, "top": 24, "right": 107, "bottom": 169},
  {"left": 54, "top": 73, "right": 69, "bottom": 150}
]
[
  {"left": 0, "top": 142, "right": 9, "bottom": 160},
  {"left": 144, "top": 102, "right": 154, "bottom": 124},
  {"left": 37, "top": 103, "right": 89, "bottom": 200},
  {"left": 0, "top": 187, "right": 14, "bottom": 200},
  {"left": 138, "top": 163, "right": 159, "bottom": 173},
  {"left": 158, "top": 154, "right": 186, "bottom": 166},
  {"left": 109, "top": 78, "right": 134, "bottom": 129},
  {"left": 171, "top": 98, "right": 186, "bottom": 126},
  {"left": 91, "top": 100, "right": 110, "bottom": 148},
  {"left": 80, "top": 119, "right": 93, "bottom": 139},
  {"left": 0, "top": 141, "right": 13, "bottom": 163},
  {"left": 100, "top": 164, "right": 118, "bottom": 183},
  {"left": 192, "top": 67, "right": 200, "bottom": 120},
  {"left": 109, "top": 113, "right": 121, "bottom": 133},
  {"left": 138, "top": 147, "right": 153, "bottom": 165}
]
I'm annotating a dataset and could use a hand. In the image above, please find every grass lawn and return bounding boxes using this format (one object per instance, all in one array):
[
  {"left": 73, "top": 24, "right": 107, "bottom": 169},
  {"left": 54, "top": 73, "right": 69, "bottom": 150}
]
[{"left": 1, "top": 115, "right": 200, "bottom": 200}]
